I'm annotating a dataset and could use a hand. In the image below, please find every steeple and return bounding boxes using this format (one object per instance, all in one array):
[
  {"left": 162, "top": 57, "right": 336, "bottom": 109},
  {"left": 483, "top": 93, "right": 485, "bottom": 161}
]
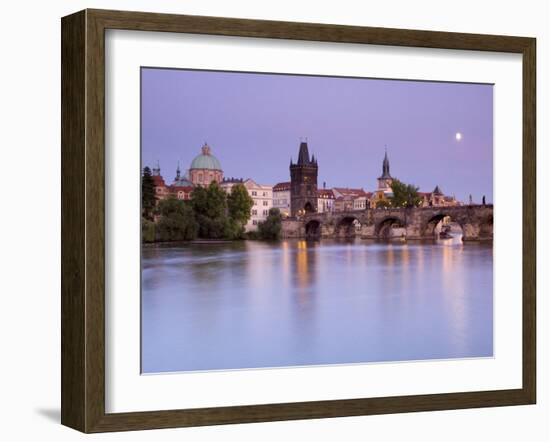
[
  {"left": 152, "top": 160, "right": 161, "bottom": 177},
  {"left": 379, "top": 148, "right": 392, "bottom": 179},
  {"left": 175, "top": 161, "right": 181, "bottom": 181}
]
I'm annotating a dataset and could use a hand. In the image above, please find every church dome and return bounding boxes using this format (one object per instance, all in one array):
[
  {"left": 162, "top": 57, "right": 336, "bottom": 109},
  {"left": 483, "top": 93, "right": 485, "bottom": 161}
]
[{"left": 190, "top": 143, "right": 222, "bottom": 170}]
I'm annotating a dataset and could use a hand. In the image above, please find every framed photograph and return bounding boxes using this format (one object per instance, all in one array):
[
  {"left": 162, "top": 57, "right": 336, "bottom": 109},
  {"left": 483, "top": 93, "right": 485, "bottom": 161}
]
[{"left": 61, "top": 9, "right": 536, "bottom": 433}]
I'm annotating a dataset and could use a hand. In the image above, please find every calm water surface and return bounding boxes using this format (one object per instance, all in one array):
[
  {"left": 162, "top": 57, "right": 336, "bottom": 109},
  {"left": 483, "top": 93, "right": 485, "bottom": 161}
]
[{"left": 141, "top": 239, "right": 493, "bottom": 373}]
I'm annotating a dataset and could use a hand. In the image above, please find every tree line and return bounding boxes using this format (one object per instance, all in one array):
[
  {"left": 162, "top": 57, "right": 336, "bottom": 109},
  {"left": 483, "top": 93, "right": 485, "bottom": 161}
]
[{"left": 141, "top": 166, "right": 282, "bottom": 243}]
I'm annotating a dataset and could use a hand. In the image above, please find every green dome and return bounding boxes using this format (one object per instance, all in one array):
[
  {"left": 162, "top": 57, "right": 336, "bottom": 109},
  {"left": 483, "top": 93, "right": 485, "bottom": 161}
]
[{"left": 189, "top": 143, "right": 222, "bottom": 170}]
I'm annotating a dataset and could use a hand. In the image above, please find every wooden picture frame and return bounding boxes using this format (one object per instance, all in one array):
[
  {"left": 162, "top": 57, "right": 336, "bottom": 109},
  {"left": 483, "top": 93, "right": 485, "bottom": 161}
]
[{"left": 61, "top": 8, "right": 536, "bottom": 433}]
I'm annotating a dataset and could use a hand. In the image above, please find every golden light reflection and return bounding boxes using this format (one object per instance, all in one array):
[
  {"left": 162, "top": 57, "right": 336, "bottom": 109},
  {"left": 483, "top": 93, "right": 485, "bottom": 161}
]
[
  {"left": 296, "top": 240, "right": 309, "bottom": 289},
  {"left": 400, "top": 244, "right": 410, "bottom": 282},
  {"left": 293, "top": 240, "right": 315, "bottom": 308},
  {"left": 386, "top": 243, "right": 394, "bottom": 266}
]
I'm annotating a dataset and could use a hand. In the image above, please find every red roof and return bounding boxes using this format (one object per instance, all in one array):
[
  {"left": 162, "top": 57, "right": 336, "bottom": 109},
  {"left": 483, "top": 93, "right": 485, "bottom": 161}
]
[
  {"left": 273, "top": 181, "right": 291, "bottom": 192},
  {"left": 152, "top": 175, "right": 166, "bottom": 187},
  {"left": 317, "top": 189, "right": 335, "bottom": 199},
  {"left": 333, "top": 187, "right": 369, "bottom": 198}
]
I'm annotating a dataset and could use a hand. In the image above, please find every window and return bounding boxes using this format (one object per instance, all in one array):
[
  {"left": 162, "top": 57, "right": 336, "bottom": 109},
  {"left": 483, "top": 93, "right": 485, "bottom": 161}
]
[
  {"left": 263, "top": 210, "right": 268, "bottom": 216},
  {"left": 198, "top": 173, "right": 203, "bottom": 182},
  {"left": 263, "top": 192, "right": 267, "bottom": 197},
  {"left": 252, "top": 220, "right": 258, "bottom": 225},
  {"left": 252, "top": 210, "right": 257, "bottom": 215},
  {"left": 263, "top": 201, "right": 268, "bottom": 206},
  {"left": 251, "top": 191, "right": 257, "bottom": 196}
]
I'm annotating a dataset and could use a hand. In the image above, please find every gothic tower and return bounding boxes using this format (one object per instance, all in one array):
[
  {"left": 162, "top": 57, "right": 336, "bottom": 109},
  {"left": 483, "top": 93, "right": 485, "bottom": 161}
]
[{"left": 290, "top": 141, "right": 318, "bottom": 216}]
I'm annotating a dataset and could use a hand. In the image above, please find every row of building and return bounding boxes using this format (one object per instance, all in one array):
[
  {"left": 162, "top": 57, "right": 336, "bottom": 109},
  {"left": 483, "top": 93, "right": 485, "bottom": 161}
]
[{"left": 148, "top": 141, "right": 460, "bottom": 231}]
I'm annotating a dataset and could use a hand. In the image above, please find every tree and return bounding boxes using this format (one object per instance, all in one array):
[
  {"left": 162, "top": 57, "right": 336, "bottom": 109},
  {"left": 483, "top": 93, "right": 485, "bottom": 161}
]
[
  {"left": 226, "top": 183, "right": 254, "bottom": 239},
  {"left": 223, "top": 218, "right": 245, "bottom": 240},
  {"left": 375, "top": 199, "right": 392, "bottom": 209},
  {"left": 141, "top": 166, "right": 156, "bottom": 220},
  {"left": 141, "top": 218, "right": 155, "bottom": 243},
  {"left": 390, "top": 179, "right": 422, "bottom": 208},
  {"left": 156, "top": 197, "right": 198, "bottom": 241},
  {"left": 227, "top": 183, "right": 254, "bottom": 226},
  {"left": 191, "top": 182, "right": 230, "bottom": 239},
  {"left": 258, "top": 208, "right": 283, "bottom": 240}
]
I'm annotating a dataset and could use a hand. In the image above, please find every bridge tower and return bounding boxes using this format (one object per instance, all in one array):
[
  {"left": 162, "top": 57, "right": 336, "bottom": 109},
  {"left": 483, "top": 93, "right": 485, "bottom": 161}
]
[{"left": 290, "top": 140, "right": 318, "bottom": 216}]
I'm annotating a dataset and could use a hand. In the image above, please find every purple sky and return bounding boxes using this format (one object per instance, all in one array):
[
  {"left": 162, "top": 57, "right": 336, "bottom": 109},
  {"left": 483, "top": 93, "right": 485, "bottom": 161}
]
[{"left": 141, "top": 68, "right": 493, "bottom": 203}]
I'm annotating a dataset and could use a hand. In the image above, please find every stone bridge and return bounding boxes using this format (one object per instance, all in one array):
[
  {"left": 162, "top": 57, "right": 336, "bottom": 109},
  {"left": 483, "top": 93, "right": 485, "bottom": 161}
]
[{"left": 282, "top": 205, "right": 493, "bottom": 241}]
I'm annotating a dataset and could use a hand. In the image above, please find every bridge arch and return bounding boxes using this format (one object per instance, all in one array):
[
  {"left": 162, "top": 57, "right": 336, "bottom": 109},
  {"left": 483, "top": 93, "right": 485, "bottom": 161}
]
[
  {"left": 375, "top": 216, "right": 405, "bottom": 239},
  {"left": 305, "top": 219, "right": 322, "bottom": 239},
  {"left": 335, "top": 216, "right": 362, "bottom": 238},
  {"left": 422, "top": 212, "right": 464, "bottom": 240}
]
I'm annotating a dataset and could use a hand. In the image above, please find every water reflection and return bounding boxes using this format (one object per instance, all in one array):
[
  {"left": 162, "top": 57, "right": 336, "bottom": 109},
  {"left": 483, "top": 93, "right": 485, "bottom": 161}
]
[{"left": 142, "top": 239, "right": 493, "bottom": 373}]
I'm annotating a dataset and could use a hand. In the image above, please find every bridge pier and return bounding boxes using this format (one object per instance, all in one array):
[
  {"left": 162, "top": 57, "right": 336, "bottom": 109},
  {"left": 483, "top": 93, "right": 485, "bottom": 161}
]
[
  {"left": 405, "top": 224, "right": 423, "bottom": 240},
  {"left": 462, "top": 223, "right": 482, "bottom": 241},
  {"left": 281, "top": 219, "right": 306, "bottom": 238},
  {"left": 360, "top": 224, "right": 376, "bottom": 239},
  {"left": 321, "top": 223, "right": 336, "bottom": 238}
]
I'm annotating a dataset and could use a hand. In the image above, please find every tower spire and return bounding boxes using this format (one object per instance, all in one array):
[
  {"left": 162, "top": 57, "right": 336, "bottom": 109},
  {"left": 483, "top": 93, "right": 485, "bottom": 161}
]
[
  {"left": 297, "top": 139, "right": 311, "bottom": 165},
  {"left": 379, "top": 148, "right": 391, "bottom": 179},
  {"left": 152, "top": 160, "right": 161, "bottom": 176}
]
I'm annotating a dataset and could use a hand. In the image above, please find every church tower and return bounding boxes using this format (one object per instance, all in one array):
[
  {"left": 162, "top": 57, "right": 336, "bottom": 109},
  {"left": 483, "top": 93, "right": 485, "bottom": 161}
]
[
  {"left": 377, "top": 149, "right": 393, "bottom": 191},
  {"left": 290, "top": 141, "right": 318, "bottom": 216}
]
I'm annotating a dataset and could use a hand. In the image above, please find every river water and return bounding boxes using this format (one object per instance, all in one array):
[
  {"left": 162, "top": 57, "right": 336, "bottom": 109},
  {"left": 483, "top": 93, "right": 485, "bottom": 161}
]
[{"left": 141, "top": 238, "right": 493, "bottom": 373}]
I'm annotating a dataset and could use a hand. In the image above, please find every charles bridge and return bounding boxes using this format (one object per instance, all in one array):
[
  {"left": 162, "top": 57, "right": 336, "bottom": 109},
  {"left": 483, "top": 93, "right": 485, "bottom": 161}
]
[{"left": 281, "top": 204, "right": 493, "bottom": 241}]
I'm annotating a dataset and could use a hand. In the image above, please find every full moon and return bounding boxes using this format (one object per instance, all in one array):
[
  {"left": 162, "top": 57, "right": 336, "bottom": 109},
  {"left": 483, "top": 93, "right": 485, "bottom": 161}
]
[{"left": 455, "top": 132, "right": 463, "bottom": 141}]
